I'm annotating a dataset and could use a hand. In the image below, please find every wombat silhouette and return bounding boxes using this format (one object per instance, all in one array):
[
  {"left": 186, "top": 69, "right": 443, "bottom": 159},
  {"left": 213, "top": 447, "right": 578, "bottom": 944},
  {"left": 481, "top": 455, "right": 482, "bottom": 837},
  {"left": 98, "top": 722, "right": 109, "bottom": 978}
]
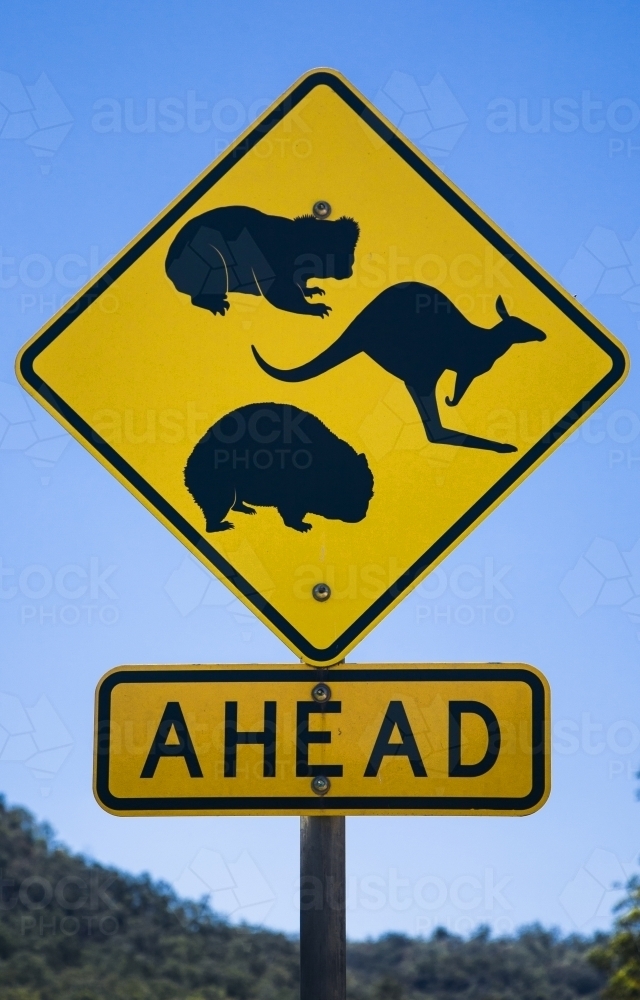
[
  {"left": 185, "top": 402, "right": 374, "bottom": 533},
  {"left": 166, "top": 205, "right": 360, "bottom": 320},
  {"left": 252, "top": 282, "right": 547, "bottom": 453}
]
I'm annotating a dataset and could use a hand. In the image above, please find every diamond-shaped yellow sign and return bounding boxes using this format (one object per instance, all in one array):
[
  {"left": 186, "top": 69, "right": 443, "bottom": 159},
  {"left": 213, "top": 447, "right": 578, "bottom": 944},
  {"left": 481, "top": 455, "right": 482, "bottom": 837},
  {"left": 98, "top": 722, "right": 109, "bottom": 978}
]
[{"left": 17, "top": 70, "right": 627, "bottom": 665}]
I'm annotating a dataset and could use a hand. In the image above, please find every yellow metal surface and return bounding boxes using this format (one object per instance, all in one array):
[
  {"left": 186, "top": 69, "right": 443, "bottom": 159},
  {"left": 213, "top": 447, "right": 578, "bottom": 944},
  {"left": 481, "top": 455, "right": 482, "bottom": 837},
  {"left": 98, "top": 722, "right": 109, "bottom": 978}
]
[
  {"left": 17, "top": 70, "right": 627, "bottom": 665},
  {"left": 94, "top": 663, "right": 549, "bottom": 816}
]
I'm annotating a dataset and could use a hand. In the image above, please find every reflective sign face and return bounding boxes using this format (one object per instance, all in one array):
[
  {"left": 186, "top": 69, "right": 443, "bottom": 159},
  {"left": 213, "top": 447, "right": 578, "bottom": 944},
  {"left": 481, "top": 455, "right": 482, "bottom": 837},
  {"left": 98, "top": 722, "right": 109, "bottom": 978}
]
[
  {"left": 94, "top": 664, "right": 549, "bottom": 816},
  {"left": 17, "top": 70, "right": 627, "bottom": 665}
]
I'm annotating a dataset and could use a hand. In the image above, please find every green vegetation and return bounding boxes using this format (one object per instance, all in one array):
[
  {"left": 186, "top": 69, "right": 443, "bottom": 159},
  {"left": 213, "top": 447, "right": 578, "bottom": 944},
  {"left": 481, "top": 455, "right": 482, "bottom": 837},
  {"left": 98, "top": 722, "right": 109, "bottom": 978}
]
[
  {"left": 348, "top": 928, "right": 606, "bottom": 1000},
  {"left": 589, "top": 877, "right": 640, "bottom": 1000},
  {"left": 0, "top": 796, "right": 610, "bottom": 1000},
  {"left": 0, "top": 798, "right": 298, "bottom": 1000}
]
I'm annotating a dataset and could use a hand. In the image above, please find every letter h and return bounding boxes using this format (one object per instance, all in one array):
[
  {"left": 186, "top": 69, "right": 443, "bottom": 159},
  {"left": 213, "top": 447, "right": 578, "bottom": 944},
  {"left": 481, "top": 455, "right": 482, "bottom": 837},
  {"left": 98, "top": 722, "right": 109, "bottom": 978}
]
[{"left": 224, "top": 702, "right": 277, "bottom": 777}]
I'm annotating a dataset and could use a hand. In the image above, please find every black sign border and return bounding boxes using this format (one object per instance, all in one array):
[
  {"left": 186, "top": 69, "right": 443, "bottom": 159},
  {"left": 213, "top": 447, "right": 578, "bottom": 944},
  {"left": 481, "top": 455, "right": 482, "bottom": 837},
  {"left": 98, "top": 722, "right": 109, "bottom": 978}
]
[
  {"left": 19, "top": 70, "right": 626, "bottom": 664},
  {"left": 95, "top": 667, "right": 547, "bottom": 813}
]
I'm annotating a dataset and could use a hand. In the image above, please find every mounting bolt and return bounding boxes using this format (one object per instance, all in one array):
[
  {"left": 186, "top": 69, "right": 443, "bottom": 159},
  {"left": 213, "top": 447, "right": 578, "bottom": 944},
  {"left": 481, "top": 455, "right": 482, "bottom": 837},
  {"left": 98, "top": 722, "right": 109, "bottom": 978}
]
[
  {"left": 313, "top": 200, "right": 331, "bottom": 219},
  {"left": 312, "top": 682, "right": 331, "bottom": 703},
  {"left": 312, "top": 583, "right": 331, "bottom": 602},
  {"left": 311, "top": 775, "right": 330, "bottom": 796}
]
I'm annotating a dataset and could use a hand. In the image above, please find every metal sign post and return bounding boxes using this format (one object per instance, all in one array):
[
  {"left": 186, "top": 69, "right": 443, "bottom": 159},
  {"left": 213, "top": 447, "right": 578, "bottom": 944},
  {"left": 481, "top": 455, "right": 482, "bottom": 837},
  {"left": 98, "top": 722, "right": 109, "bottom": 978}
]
[{"left": 300, "top": 816, "right": 346, "bottom": 1000}]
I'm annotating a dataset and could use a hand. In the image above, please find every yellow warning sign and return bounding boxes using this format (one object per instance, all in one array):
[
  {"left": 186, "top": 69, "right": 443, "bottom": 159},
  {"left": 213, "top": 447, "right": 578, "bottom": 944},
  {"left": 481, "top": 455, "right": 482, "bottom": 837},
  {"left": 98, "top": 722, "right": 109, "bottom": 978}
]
[
  {"left": 94, "top": 664, "right": 549, "bottom": 816},
  {"left": 17, "top": 70, "right": 627, "bottom": 665}
]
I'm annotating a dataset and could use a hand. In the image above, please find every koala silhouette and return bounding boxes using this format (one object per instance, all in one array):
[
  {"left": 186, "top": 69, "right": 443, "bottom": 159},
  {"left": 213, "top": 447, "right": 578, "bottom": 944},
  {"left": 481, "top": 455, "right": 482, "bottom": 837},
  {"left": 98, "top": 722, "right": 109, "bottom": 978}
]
[{"left": 166, "top": 205, "right": 360, "bottom": 320}]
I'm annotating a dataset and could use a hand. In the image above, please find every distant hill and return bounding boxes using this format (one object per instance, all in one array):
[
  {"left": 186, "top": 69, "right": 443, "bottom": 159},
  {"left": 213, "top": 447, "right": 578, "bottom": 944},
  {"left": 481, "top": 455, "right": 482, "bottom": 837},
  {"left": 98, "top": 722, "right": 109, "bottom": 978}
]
[
  {"left": 0, "top": 796, "right": 607, "bottom": 1000},
  {"left": 347, "top": 928, "right": 606, "bottom": 1000}
]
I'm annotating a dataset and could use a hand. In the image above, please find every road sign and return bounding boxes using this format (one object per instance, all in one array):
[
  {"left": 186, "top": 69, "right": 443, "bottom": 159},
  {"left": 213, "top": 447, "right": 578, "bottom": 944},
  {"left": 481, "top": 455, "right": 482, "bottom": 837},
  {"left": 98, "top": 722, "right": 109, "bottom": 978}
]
[
  {"left": 17, "top": 70, "right": 627, "bottom": 665},
  {"left": 94, "top": 663, "right": 549, "bottom": 816}
]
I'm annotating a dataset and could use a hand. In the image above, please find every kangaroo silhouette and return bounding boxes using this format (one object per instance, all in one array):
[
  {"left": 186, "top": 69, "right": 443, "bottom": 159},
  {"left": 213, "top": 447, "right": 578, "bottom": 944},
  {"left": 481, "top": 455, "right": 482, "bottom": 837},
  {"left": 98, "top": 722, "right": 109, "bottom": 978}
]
[
  {"left": 252, "top": 283, "right": 547, "bottom": 453},
  {"left": 166, "top": 205, "right": 360, "bottom": 319}
]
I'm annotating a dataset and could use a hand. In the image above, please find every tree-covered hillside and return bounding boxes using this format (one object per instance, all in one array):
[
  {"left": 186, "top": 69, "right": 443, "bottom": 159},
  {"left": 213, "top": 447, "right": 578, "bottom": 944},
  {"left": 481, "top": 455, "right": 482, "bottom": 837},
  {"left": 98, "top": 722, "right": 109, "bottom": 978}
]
[
  {"left": 0, "top": 797, "right": 609, "bottom": 1000},
  {"left": 347, "top": 928, "right": 606, "bottom": 1000}
]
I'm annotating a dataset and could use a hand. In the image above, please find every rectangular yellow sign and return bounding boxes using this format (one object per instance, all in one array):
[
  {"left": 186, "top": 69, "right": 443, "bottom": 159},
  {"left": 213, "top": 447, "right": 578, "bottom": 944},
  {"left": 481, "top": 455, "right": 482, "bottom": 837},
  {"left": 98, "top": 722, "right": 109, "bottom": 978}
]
[{"left": 94, "top": 664, "right": 549, "bottom": 816}]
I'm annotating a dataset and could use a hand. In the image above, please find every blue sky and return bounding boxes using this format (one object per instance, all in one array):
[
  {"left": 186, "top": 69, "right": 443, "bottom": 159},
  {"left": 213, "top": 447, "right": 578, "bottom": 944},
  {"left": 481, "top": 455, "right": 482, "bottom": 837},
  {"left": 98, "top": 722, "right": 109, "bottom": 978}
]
[{"left": 1, "top": 0, "right": 640, "bottom": 939}]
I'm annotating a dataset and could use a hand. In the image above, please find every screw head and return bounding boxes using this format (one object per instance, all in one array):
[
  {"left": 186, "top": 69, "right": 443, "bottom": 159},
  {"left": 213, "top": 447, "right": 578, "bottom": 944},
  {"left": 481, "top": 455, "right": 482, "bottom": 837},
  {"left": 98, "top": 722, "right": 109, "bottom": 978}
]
[
  {"left": 311, "top": 775, "right": 330, "bottom": 796},
  {"left": 312, "top": 200, "right": 331, "bottom": 219},
  {"left": 312, "top": 682, "right": 331, "bottom": 703},
  {"left": 312, "top": 583, "right": 331, "bottom": 602}
]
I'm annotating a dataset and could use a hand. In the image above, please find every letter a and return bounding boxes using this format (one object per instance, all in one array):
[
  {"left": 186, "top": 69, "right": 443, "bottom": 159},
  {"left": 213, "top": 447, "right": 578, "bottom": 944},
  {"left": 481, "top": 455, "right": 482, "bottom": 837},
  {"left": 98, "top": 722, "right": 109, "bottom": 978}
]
[
  {"left": 141, "top": 702, "right": 203, "bottom": 778},
  {"left": 364, "top": 701, "right": 427, "bottom": 777}
]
